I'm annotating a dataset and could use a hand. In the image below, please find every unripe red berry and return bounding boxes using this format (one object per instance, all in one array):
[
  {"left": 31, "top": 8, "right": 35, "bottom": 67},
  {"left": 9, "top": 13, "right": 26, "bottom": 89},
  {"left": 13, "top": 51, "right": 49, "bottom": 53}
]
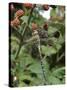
[
  {"left": 43, "top": 5, "right": 49, "bottom": 11},
  {"left": 24, "top": 3, "right": 33, "bottom": 8},
  {"left": 15, "top": 9, "right": 24, "bottom": 18},
  {"left": 11, "top": 17, "right": 20, "bottom": 27},
  {"left": 43, "top": 23, "right": 48, "bottom": 30}
]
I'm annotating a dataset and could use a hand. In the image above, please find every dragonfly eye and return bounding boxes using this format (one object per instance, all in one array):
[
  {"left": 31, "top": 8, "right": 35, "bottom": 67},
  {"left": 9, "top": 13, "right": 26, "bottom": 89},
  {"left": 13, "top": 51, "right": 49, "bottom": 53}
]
[{"left": 54, "top": 31, "right": 60, "bottom": 38}]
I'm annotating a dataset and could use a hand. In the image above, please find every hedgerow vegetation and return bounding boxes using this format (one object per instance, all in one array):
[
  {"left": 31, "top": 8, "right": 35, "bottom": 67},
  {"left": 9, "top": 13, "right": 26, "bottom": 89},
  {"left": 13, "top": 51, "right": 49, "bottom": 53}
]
[{"left": 9, "top": 3, "right": 65, "bottom": 87}]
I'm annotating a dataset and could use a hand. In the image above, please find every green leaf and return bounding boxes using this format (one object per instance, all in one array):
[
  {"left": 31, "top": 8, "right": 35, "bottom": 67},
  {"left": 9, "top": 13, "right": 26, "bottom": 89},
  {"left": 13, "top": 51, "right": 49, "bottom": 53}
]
[
  {"left": 52, "top": 67, "right": 65, "bottom": 79},
  {"left": 41, "top": 45, "right": 56, "bottom": 56},
  {"left": 48, "top": 26, "right": 58, "bottom": 36},
  {"left": 47, "top": 75, "right": 62, "bottom": 84},
  {"left": 11, "top": 36, "right": 20, "bottom": 45},
  {"left": 50, "top": 9, "right": 56, "bottom": 17},
  {"left": 21, "top": 16, "right": 28, "bottom": 23},
  {"left": 27, "top": 60, "right": 42, "bottom": 73}
]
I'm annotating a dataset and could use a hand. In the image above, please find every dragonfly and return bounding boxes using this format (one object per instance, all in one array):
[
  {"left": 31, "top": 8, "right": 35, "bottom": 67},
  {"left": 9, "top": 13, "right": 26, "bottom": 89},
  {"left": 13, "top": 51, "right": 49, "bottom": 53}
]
[{"left": 23, "top": 28, "right": 48, "bottom": 85}]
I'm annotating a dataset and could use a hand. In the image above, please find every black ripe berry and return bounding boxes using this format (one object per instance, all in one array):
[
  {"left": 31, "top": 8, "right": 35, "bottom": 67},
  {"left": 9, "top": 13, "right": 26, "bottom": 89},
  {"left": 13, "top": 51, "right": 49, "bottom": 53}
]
[{"left": 50, "top": 5, "right": 56, "bottom": 9}]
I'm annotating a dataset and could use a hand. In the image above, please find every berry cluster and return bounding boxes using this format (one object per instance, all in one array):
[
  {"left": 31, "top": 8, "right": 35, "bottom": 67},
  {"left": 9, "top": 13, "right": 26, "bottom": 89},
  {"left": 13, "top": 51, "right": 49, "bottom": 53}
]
[
  {"left": 10, "top": 3, "right": 33, "bottom": 28},
  {"left": 10, "top": 3, "right": 56, "bottom": 31}
]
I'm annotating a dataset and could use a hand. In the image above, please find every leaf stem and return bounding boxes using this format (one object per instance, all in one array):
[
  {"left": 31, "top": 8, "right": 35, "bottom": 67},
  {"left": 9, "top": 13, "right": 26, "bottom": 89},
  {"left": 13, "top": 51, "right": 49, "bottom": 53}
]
[{"left": 57, "top": 52, "right": 65, "bottom": 62}]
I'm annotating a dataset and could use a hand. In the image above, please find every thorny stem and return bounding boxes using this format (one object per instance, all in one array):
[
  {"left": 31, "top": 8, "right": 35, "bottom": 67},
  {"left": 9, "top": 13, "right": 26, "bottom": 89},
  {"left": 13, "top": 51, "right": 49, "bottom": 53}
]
[{"left": 15, "top": 4, "right": 36, "bottom": 59}]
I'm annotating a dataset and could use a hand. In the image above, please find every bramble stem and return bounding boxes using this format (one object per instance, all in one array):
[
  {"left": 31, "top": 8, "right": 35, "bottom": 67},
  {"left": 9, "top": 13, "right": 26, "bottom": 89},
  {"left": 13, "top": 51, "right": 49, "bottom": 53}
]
[{"left": 15, "top": 4, "right": 36, "bottom": 59}]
